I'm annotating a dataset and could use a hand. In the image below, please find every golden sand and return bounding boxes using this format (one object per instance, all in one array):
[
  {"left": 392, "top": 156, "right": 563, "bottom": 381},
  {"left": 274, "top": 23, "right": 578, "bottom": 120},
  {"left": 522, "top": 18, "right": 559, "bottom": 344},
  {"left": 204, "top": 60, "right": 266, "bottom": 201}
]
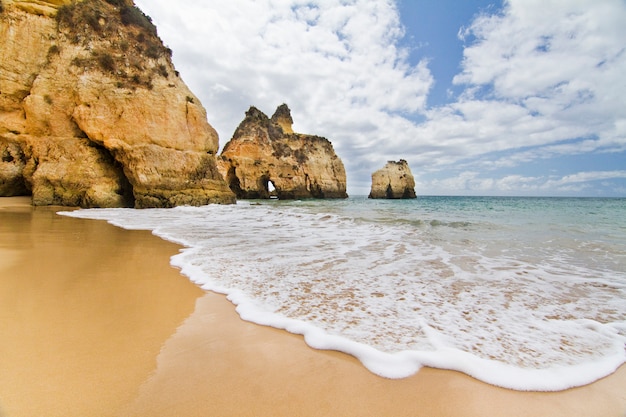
[{"left": 1, "top": 197, "right": 625, "bottom": 417}]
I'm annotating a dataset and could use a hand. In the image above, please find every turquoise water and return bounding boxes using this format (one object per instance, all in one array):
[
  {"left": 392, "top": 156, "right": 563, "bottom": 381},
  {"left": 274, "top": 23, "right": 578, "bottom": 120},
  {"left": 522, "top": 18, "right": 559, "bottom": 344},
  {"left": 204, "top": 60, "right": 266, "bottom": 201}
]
[{"left": 61, "top": 196, "right": 626, "bottom": 391}]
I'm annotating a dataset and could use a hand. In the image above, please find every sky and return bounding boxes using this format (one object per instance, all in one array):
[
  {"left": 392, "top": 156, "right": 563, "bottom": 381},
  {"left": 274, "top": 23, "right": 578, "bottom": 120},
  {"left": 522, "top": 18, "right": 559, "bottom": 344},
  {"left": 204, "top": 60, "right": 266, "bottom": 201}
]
[{"left": 134, "top": 0, "right": 626, "bottom": 197}]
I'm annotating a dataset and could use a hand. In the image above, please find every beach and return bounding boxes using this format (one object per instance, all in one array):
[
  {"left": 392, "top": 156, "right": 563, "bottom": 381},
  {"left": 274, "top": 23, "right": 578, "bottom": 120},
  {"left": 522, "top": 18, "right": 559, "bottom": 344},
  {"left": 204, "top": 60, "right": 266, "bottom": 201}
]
[{"left": 1, "top": 196, "right": 625, "bottom": 417}]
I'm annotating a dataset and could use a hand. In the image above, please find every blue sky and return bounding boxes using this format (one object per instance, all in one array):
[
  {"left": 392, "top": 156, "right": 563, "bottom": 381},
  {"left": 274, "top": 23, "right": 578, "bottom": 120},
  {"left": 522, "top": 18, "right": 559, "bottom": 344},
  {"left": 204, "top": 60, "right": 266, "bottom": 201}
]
[
  {"left": 396, "top": 0, "right": 501, "bottom": 107},
  {"left": 135, "top": 0, "right": 626, "bottom": 197}
]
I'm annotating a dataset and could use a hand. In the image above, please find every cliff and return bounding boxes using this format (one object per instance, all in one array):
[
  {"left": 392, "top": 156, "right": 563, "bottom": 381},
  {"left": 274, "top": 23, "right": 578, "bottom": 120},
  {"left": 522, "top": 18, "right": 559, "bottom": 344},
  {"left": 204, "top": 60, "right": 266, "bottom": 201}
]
[
  {"left": 369, "top": 160, "right": 417, "bottom": 199},
  {"left": 217, "top": 105, "right": 348, "bottom": 199},
  {"left": 0, "top": 0, "right": 235, "bottom": 207}
]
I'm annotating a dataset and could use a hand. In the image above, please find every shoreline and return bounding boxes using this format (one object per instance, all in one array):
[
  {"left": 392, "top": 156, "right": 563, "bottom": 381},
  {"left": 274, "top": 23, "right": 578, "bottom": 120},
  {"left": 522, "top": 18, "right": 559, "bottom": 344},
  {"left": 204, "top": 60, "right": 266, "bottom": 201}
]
[{"left": 1, "top": 197, "right": 625, "bottom": 416}]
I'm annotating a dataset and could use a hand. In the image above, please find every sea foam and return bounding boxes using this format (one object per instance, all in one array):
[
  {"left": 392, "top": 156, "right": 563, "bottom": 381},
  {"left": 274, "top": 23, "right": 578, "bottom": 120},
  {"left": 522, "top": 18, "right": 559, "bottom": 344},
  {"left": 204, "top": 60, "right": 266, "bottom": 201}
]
[{"left": 59, "top": 199, "right": 626, "bottom": 391}]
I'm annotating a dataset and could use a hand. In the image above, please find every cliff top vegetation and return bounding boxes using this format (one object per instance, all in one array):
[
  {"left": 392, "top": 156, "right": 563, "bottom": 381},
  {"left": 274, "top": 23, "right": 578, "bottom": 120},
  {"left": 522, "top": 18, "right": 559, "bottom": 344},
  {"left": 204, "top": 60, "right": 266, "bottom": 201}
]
[{"left": 54, "top": 0, "right": 173, "bottom": 89}]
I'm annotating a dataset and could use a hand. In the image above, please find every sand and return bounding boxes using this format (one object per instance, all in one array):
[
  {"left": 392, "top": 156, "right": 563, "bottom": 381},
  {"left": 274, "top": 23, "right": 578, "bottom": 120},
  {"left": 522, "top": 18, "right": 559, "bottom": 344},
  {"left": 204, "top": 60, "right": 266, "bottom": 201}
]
[{"left": 1, "top": 196, "right": 625, "bottom": 417}]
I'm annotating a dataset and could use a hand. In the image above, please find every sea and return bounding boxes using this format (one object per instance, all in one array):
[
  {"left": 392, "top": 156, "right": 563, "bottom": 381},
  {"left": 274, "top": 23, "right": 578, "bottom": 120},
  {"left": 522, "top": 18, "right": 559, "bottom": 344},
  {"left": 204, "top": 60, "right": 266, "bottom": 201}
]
[{"left": 60, "top": 196, "right": 626, "bottom": 391}]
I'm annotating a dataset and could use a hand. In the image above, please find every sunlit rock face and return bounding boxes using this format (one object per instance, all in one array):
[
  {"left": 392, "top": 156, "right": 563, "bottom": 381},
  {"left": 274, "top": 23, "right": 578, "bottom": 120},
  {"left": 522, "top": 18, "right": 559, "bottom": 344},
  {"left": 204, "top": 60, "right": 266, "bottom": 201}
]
[
  {"left": 0, "top": 0, "right": 235, "bottom": 207},
  {"left": 369, "top": 160, "right": 417, "bottom": 199},
  {"left": 217, "top": 104, "right": 348, "bottom": 200}
]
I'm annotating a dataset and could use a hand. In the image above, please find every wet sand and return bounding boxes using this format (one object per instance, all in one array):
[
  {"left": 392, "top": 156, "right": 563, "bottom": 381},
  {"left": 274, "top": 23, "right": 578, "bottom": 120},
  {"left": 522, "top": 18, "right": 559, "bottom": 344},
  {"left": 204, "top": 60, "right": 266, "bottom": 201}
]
[{"left": 1, "top": 196, "right": 625, "bottom": 417}]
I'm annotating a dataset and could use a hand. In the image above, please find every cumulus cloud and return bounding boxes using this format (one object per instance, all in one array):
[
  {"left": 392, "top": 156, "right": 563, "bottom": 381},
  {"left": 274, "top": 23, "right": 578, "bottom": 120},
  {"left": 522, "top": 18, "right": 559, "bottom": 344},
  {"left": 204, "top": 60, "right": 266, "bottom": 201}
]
[
  {"left": 452, "top": 0, "right": 626, "bottom": 142},
  {"left": 421, "top": 170, "right": 626, "bottom": 196},
  {"left": 411, "top": 1, "right": 626, "bottom": 150},
  {"left": 136, "top": 0, "right": 431, "bottom": 129},
  {"left": 406, "top": 0, "right": 626, "bottom": 194},
  {"left": 135, "top": 0, "right": 626, "bottom": 196}
]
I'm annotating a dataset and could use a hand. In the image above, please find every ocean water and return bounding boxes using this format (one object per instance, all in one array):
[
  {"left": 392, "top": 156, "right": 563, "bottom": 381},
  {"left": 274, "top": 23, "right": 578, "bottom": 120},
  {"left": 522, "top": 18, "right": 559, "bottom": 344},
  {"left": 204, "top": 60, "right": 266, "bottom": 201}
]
[{"left": 60, "top": 196, "right": 626, "bottom": 391}]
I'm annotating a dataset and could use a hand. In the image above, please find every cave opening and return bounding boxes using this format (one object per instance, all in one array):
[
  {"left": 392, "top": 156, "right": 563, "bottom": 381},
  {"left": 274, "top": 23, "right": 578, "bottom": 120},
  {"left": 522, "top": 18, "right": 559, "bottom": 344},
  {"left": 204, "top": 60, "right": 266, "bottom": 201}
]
[
  {"left": 267, "top": 179, "right": 278, "bottom": 199},
  {"left": 86, "top": 140, "right": 135, "bottom": 207},
  {"left": 260, "top": 175, "right": 278, "bottom": 199},
  {"left": 385, "top": 184, "right": 394, "bottom": 199},
  {"left": 0, "top": 141, "right": 30, "bottom": 197},
  {"left": 226, "top": 166, "right": 244, "bottom": 198}
]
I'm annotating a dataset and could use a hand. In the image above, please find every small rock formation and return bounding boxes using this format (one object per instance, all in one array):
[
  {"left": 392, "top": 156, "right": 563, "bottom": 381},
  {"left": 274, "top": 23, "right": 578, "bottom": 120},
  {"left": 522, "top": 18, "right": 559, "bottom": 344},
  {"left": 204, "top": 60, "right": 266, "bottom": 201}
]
[
  {"left": 369, "top": 160, "right": 417, "bottom": 199},
  {"left": 0, "top": 0, "right": 235, "bottom": 207},
  {"left": 217, "top": 105, "right": 348, "bottom": 199}
]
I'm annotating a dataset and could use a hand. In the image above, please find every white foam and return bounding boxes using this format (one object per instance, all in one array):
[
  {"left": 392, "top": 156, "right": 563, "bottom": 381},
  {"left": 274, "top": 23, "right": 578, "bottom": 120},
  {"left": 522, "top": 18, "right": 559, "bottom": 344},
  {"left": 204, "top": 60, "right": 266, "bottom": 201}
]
[{"left": 58, "top": 201, "right": 626, "bottom": 391}]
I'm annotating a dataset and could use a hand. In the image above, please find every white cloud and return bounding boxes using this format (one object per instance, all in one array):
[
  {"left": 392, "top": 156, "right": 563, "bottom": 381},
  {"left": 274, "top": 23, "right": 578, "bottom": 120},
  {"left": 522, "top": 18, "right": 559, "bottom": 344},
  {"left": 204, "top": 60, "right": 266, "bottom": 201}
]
[
  {"left": 542, "top": 170, "right": 626, "bottom": 188},
  {"left": 135, "top": 0, "right": 626, "bottom": 196},
  {"left": 136, "top": 0, "right": 432, "bottom": 139},
  {"left": 419, "top": 170, "right": 626, "bottom": 196},
  {"left": 412, "top": 0, "right": 626, "bottom": 192},
  {"left": 452, "top": 0, "right": 626, "bottom": 145}
]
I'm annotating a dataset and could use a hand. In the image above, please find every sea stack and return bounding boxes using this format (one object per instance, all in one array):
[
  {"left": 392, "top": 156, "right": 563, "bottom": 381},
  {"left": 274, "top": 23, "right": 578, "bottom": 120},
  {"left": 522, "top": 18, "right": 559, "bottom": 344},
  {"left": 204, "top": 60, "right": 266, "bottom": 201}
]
[
  {"left": 217, "top": 104, "right": 348, "bottom": 199},
  {"left": 0, "top": 0, "right": 235, "bottom": 208},
  {"left": 369, "top": 160, "right": 417, "bottom": 199}
]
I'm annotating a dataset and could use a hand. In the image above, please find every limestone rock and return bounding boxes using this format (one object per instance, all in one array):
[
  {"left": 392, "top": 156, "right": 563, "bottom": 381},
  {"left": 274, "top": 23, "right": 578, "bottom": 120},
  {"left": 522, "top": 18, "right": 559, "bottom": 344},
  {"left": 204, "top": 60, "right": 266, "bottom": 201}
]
[
  {"left": 217, "top": 105, "right": 348, "bottom": 199},
  {"left": 369, "top": 160, "right": 417, "bottom": 199},
  {"left": 270, "top": 103, "right": 294, "bottom": 134},
  {"left": 0, "top": 0, "right": 235, "bottom": 207},
  {"left": 0, "top": 137, "right": 29, "bottom": 196}
]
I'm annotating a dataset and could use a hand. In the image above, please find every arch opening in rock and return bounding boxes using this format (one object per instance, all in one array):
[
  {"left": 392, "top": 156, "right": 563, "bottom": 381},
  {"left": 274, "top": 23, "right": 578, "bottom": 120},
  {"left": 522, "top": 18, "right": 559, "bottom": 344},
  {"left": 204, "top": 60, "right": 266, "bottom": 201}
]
[
  {"left": 259, "top": 175, "right": 278, "bottom": 199},
  {"left": 385, "top": 184, "right": 394, "bottom": 199},
  {"left": 267, "top": 179, "right": 278, "bottom": 199},
  {"left": 217, "top": 105, "right": 348, "bottom": 200}
]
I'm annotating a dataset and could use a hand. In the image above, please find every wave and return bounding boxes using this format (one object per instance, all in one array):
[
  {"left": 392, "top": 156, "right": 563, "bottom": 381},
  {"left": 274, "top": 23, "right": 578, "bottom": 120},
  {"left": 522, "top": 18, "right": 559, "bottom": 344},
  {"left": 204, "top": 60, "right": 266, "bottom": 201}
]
[{"left": 59, "top": 201, "right": 626, "bottom": 391}]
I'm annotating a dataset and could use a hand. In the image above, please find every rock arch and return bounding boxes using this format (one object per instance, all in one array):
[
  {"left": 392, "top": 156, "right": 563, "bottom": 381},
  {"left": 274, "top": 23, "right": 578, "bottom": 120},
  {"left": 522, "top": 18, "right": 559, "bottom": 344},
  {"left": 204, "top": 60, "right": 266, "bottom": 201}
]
[{"left": 217, "top": 105, "right": 348, "bottom": 200}]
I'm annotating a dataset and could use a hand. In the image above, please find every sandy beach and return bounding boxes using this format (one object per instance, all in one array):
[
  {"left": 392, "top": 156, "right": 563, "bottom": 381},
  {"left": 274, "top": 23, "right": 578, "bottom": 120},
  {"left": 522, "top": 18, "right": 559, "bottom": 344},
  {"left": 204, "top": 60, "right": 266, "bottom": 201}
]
[{"left": 1, "top": 196, "right": 625, "bottom": 417}]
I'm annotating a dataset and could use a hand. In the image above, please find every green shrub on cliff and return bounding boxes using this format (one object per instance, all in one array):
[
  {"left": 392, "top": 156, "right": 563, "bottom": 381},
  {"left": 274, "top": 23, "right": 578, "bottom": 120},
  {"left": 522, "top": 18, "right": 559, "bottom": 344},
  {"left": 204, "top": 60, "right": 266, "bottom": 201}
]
[
  {"left": 103, "top": 0, "right": 125, "bottom": 7},
  {"left": 56, "top": 0, "right": 172, "bottom": 89},
  {"left": 56, "top": 0, "right": 160, "bottom": 50},
  {"left": 95, "top": 51, "right": 116, "bottom": 73},
  {"left": 55, "top": 2, "right": 74, "bottom": 26},
  {"left": 56, "top": 1, "right": 100, "bottom": 36},
  {"left": 120, "top": 5, "right": 156, "bottom": 34}
]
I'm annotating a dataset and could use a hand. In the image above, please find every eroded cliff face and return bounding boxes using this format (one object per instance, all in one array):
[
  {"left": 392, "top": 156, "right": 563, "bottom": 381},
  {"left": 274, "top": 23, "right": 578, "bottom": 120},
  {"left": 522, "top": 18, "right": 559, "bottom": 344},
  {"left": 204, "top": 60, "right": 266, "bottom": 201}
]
[
  {"left": 369, "top": 160, "right": 417, "bottom": 199},
  {"left": 0, "top": 0, "right": 235, "bottom": 207},
  {"left": 217, "top": 105, "right": 348, "bottom": 199}
]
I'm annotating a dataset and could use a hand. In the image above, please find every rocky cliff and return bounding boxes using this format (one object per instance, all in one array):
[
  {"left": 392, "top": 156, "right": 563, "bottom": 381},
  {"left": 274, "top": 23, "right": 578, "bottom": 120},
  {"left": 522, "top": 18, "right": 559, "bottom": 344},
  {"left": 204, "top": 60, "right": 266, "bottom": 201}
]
[
  {"left": 0, "top": 0, "right": 235, "bottom": 207},
  {"left": 217, "top": 105, "right": 348, "bottom": 199},
  {"left": 369, "top": 160, "right": 417, "bottom": 199}
]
